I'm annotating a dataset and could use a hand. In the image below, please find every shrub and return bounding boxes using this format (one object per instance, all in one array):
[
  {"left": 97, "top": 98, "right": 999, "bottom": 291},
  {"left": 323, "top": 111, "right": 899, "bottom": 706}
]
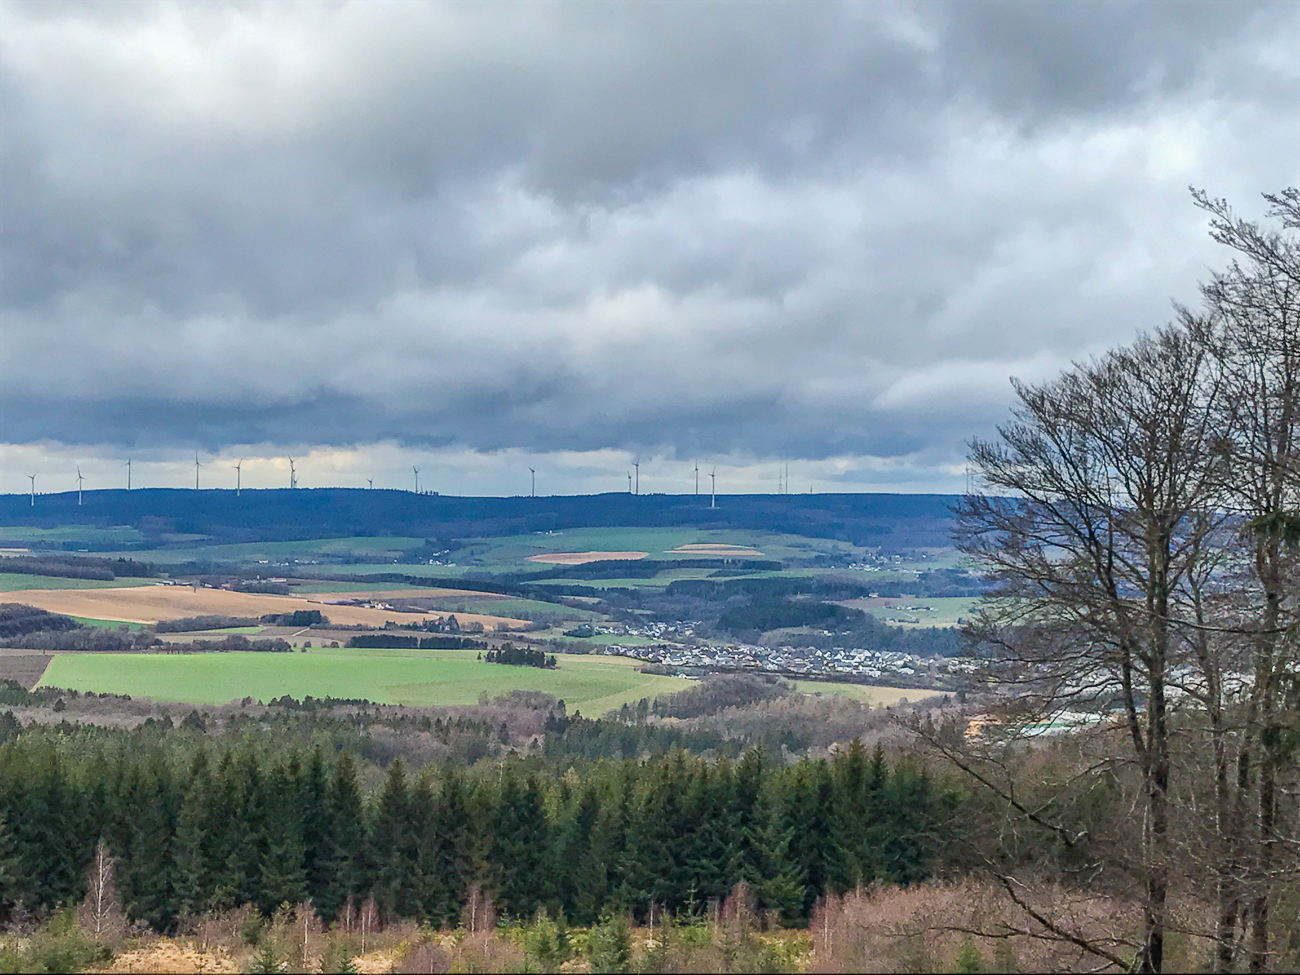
[{"left": 587, "top": 912, "right": 632, "bottom": 973}]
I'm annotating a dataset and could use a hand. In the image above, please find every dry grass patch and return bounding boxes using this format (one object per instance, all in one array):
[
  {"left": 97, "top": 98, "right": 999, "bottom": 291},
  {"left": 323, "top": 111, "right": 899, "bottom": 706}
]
[
  {"left": 96, "top": 939, "right": 238, "bottom": 973},
  {"left": 7, "top": 586, "right": 527, "bottom": 631}
]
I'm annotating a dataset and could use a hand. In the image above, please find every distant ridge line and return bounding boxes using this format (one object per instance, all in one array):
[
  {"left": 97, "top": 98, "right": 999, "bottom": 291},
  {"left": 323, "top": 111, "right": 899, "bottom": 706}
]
[{"left": 0, "top": 487, "right": 960, "bottom": 550}]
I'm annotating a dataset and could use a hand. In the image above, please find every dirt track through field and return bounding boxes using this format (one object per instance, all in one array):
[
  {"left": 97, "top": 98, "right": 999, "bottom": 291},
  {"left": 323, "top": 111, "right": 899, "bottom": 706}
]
[
  {"left": 526, "top": 551, "right": 649, "bottom": 564},
  {"left": 6, "top": 586, "right": 528, "bottom": 630}
]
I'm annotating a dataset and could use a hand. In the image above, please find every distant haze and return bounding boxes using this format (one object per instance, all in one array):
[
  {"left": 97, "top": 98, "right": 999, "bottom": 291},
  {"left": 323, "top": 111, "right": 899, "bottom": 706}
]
[{"left": 2, "top": 1, "right": 1297, "bottom": 496}]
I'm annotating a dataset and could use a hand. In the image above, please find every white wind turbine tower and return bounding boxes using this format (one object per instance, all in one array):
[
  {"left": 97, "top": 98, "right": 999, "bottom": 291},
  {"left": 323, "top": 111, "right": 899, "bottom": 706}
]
[
  {"left": 627, "top": 471, "right": 632, "bottom": 494},
  {"left": 27, "top": 474, "right": 36, "bottom": 507},
  {"left": 694, "top": 462, "right": 699, "bottom": 496},
  {"left": 367, "top": 478, "right": 373, "bottom": 489},
  {"left": 412, "top": 466, "right": 420, "bottom": 494},
  {"left": 288, "top": 457, "right": 297, "bottom": 489},
  {"left": 233, "top": 459, "right": 243, "bottom": 496},
  {"left": 529, "top": 467, "right": 536, "bottom": 498},
  {"left": 633, "top": 459, "right": 640, "bottom": 496},
  {"left": 125, "top": 456, "right": 132, "bottom": 490},
  {"left": 194, "top": 453, "right": 202, "bottom": 490},
  {"left": 76, "top": 466, "right": 85, "bottom": 506},
  {"left": 710, "top": 467, "right": 717, "bottom": 509}
]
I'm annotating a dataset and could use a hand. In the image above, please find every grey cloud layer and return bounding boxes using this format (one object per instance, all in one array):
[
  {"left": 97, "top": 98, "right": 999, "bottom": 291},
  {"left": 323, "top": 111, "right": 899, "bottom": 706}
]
[{"left": 2, "top": 0, "right": 1297, "bottom": 465}]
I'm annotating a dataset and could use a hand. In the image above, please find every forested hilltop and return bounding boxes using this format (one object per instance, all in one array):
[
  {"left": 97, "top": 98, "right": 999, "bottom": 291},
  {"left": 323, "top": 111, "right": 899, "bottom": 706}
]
[{"left": 0, "top": 490, "right": 957, "bottom": 550}]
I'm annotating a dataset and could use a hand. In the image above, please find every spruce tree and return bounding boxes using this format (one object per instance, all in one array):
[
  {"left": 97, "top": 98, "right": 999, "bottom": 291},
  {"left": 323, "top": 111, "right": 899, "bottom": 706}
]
[
  {"left": 300, "top": 749, "right": 333, "bottom": 913},
  {"left": 420, "top": 768, "right": 475, "bottom": 926},
  {"left": 172, "top": 752, "right": 214, "bottom": 918},
  {"left": 118, "top": 759, "right": 180, "bottom": 930},
  {"left": 371, "top": 759, "right": 420, "bottom": 921},
  {"left": 258, "top": 760, "right": 308, "bottom": 914},
  {"left": 485, "top": 767, "right": 550, "bottom": 919},
  {"left": 320, "top": 752, "right": 369, "bottom": 920},
  {"left": 0, "top": 813, "right": 24, "bottom": 923}
]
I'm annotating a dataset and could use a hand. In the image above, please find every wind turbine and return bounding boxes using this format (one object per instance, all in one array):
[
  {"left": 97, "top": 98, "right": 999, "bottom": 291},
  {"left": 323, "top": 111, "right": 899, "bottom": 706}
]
[
  {"left": 233, "top": 459, "right": 243, "bottom": 496},
  {"left": 710, "top": 467, "right": 717, "bottom": 509},
  {"left": 633, "top": 459, "right": 640, "bottom": 496},
  {"left": 412, "top": 466, "right": 420, "bottom": 494},
  {"left": 627, "top": 471, "right": 632, "bottom": 494},
  {"left": 125, "top": 456, "right": 132, "bottom": 490},
  {"left": 288, "top": 457, "right": 297, "bottom": 489},
  {"left": 367, "top": 478, "right": 373, "bottom": 490},
  {"left": 529, "top": 467, "right": 536, "bottom": 498},
  {"left": 27, "top": 474, "right": 36, "bottom": 507},
  {"left": 694, "top": 462, "right": 699, "bottom": 496},
  {"left": 76, "top": 466, "right": 85, "bottom": 506},
  {"left": 194, "top": 453, "right": 201, "bottom": 490}
]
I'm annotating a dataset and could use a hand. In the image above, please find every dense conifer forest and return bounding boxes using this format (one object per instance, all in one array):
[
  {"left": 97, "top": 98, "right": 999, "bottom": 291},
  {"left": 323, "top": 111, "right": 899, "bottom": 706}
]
[{"left": 0, "top": 718, "right": 952, "bottom": 934}]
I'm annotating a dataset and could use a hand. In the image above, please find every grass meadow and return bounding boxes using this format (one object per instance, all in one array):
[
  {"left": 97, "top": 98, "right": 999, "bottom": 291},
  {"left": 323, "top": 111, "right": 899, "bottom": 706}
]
[
  {"left": 69, "top": 616, "right": 146, "bottom": 631},
  {"left": 839, "top": 595, "right": 980, "bottom": 627},
  {"left": 38, "top": 647, "right": 693, "bottom": 714},
  {"left": 0, "top": 572, "right": 157, "bottom": 592}
]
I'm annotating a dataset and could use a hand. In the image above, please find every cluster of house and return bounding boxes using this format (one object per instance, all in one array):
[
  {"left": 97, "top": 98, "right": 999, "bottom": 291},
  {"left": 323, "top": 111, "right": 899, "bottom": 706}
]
[{"left": 595, "top": 638, "right": 978, "bottom": 685}]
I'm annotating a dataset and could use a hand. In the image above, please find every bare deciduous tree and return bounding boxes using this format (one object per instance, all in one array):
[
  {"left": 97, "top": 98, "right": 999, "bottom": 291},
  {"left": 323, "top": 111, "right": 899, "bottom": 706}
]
[
  {"left": 948, "top": 189, "right": 1299, "bottom": 974},
  {"left": 78, "top": 838, "right": 124, "bottom": 943}
]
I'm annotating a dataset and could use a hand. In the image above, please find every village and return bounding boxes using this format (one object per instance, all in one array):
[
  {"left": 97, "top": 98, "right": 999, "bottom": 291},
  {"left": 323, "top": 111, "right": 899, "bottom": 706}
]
[{"left": 584, "top": 621, "right": 974, "bottom": 688}]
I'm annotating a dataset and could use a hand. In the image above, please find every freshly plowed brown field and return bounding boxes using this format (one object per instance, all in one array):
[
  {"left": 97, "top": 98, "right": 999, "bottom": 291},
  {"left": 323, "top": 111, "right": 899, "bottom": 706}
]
[
  {"left": 526, "top": 550, "right": 649, "bottom": 564},
  {"left": 6, "top": 586, "right": 528, "bottom": 630},
  {"left": 667, "top": 543, "right": 764, "bottom": 556},
  {"left": 0, "top": 650, "right": 53, "bottom": 689}
]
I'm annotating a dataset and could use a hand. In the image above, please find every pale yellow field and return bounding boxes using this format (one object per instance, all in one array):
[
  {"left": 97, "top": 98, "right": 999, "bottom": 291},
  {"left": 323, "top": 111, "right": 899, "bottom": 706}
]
[
  {"left": 791, "top": 680, "right": 945, "bottom": 706},
  {"left": 667, "top": 543, "right": 764, "bottom": 556},
  {"left": 7, "top": 585, "right": 528, "bottom": 630},
  {"left": 526, "top": 550, "right": 649, "bottom": 564}
]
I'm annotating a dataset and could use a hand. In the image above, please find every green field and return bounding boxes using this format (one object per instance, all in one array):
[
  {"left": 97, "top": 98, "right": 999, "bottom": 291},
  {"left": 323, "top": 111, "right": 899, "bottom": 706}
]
[
  {"left": 410, "top": 595, "right": 602, "bottom": 620},
  {"left": 840, "top": 596, "right": 979, "bottom": 627},
  {"left": 39, "top": 647, "right": 691, "bottom": 714},
  {"left": 70, "top": 616, "right": 146, "bottom": 632},
  {"left": 531, "top": 568, "right": 719, "bottom": 590},
  {"left": 790, "top": 680, "right": 945, "bottom": 706},
  {"left": 289, "top": 580, "right": 435, "bottom": 594},
  {"left": 99, "top": 536, "right": 428, "bottom": 566},
  {"left": 298, "top": 563, "right": 469, "bottom": 579},
  {"left": 0, "top": 526, "right": 151, "bottom": 548},
  {"left": 0, "top": 573, "right": 158, "bottom": 592}
]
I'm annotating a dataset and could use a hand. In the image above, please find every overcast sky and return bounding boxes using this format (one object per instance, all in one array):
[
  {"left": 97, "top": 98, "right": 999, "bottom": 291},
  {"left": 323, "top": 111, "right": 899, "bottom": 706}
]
[{"left": 2, "top": 0, "right": 1297, "bottom": 497}]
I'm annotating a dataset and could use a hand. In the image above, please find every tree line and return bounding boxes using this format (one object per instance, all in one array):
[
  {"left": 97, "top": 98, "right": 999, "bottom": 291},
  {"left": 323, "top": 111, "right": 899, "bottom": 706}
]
[
  {"left": 0, "top": 729, "right": 953, "bottom": 934},
  {"left": 484, "top": 643, "right": 556, "bottom": 668}
]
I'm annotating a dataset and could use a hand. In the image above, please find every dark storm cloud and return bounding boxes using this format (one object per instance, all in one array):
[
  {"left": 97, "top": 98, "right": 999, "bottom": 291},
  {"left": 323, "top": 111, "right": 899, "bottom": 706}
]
[{"left": 1, "top": 0, "right": 1297, "bottom": 474}]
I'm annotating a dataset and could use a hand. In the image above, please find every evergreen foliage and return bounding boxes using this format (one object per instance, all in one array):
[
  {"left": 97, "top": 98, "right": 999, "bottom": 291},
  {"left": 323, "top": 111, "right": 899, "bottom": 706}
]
[
  {"left": 484, "top": 642, "right": 555, "bottom": 668},
  {"left": 0, "top": 724, "right": 954, "bottom": 932}
]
